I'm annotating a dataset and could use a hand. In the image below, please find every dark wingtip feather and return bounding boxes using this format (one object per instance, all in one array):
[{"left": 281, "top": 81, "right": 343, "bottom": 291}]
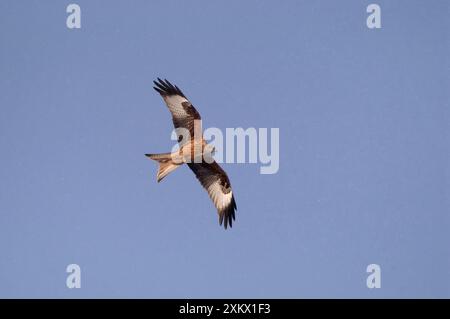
[
  {"left": 153, "top": 86, "right": 164, "bottom": 95},
  {"left": 153, "top": 78, "right": 186, "bottom": 98},
  {"left": 219, "top": 214, "right": 224, "bottom": 227},
  {"left": 219, "top": 195, "right": 237, "bottom": 230}
]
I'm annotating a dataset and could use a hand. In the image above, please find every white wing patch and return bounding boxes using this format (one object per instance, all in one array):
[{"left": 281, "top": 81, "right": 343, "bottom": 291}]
[
  {"left": 162, "top": 95, "right": 189, "bottom": 118},
  {"left": 208, "top": 182, "right": 233, "bottom": 212}
]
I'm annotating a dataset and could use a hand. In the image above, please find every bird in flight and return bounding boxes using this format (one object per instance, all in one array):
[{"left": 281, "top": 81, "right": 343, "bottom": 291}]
[{"left": 146, "top": 78, "right": 237, "bottom": 229}]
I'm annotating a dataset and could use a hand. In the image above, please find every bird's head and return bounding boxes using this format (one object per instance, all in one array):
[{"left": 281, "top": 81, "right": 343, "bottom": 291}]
[{"left": 203, "top": 144, "right": 216, "bottom": 162}]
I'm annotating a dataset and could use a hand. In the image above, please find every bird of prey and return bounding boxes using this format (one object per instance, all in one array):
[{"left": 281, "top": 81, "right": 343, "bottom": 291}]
[{"left": 145, "top": 78, "right": 237, "bottom": 229}]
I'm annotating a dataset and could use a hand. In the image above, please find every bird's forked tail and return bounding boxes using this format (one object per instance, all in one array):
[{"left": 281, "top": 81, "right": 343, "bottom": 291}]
[{"left": 145, "top": 153, "right": 181, "bottom": 182}]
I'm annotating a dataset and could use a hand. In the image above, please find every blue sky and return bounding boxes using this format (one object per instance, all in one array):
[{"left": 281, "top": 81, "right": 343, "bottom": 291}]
[{"left": 0, "top": 1, "right": 448, "bottom": 298}]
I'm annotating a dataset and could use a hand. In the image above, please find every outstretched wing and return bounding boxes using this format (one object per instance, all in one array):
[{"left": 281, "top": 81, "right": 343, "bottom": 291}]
[
  {"left": 153, "top": 78, "right": 201, "bottom": 145},
  {"left": 187, "top": 161, "right": 237, "bottom": 229}
]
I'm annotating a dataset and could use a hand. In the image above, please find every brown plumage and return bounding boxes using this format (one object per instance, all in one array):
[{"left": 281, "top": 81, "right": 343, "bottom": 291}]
[{"left": 146, "top": 78, "right": 237, "bottom": 229}]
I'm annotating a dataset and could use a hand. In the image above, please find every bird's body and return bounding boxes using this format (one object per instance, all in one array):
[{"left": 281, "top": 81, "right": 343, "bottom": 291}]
[{"left": 146, "top": 78, "right": 237, "bottom": 229}]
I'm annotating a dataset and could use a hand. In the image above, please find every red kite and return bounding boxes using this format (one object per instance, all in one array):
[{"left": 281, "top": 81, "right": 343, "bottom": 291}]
[{"left": 146, "top": 79, "right": 237, "bottom": 229}]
